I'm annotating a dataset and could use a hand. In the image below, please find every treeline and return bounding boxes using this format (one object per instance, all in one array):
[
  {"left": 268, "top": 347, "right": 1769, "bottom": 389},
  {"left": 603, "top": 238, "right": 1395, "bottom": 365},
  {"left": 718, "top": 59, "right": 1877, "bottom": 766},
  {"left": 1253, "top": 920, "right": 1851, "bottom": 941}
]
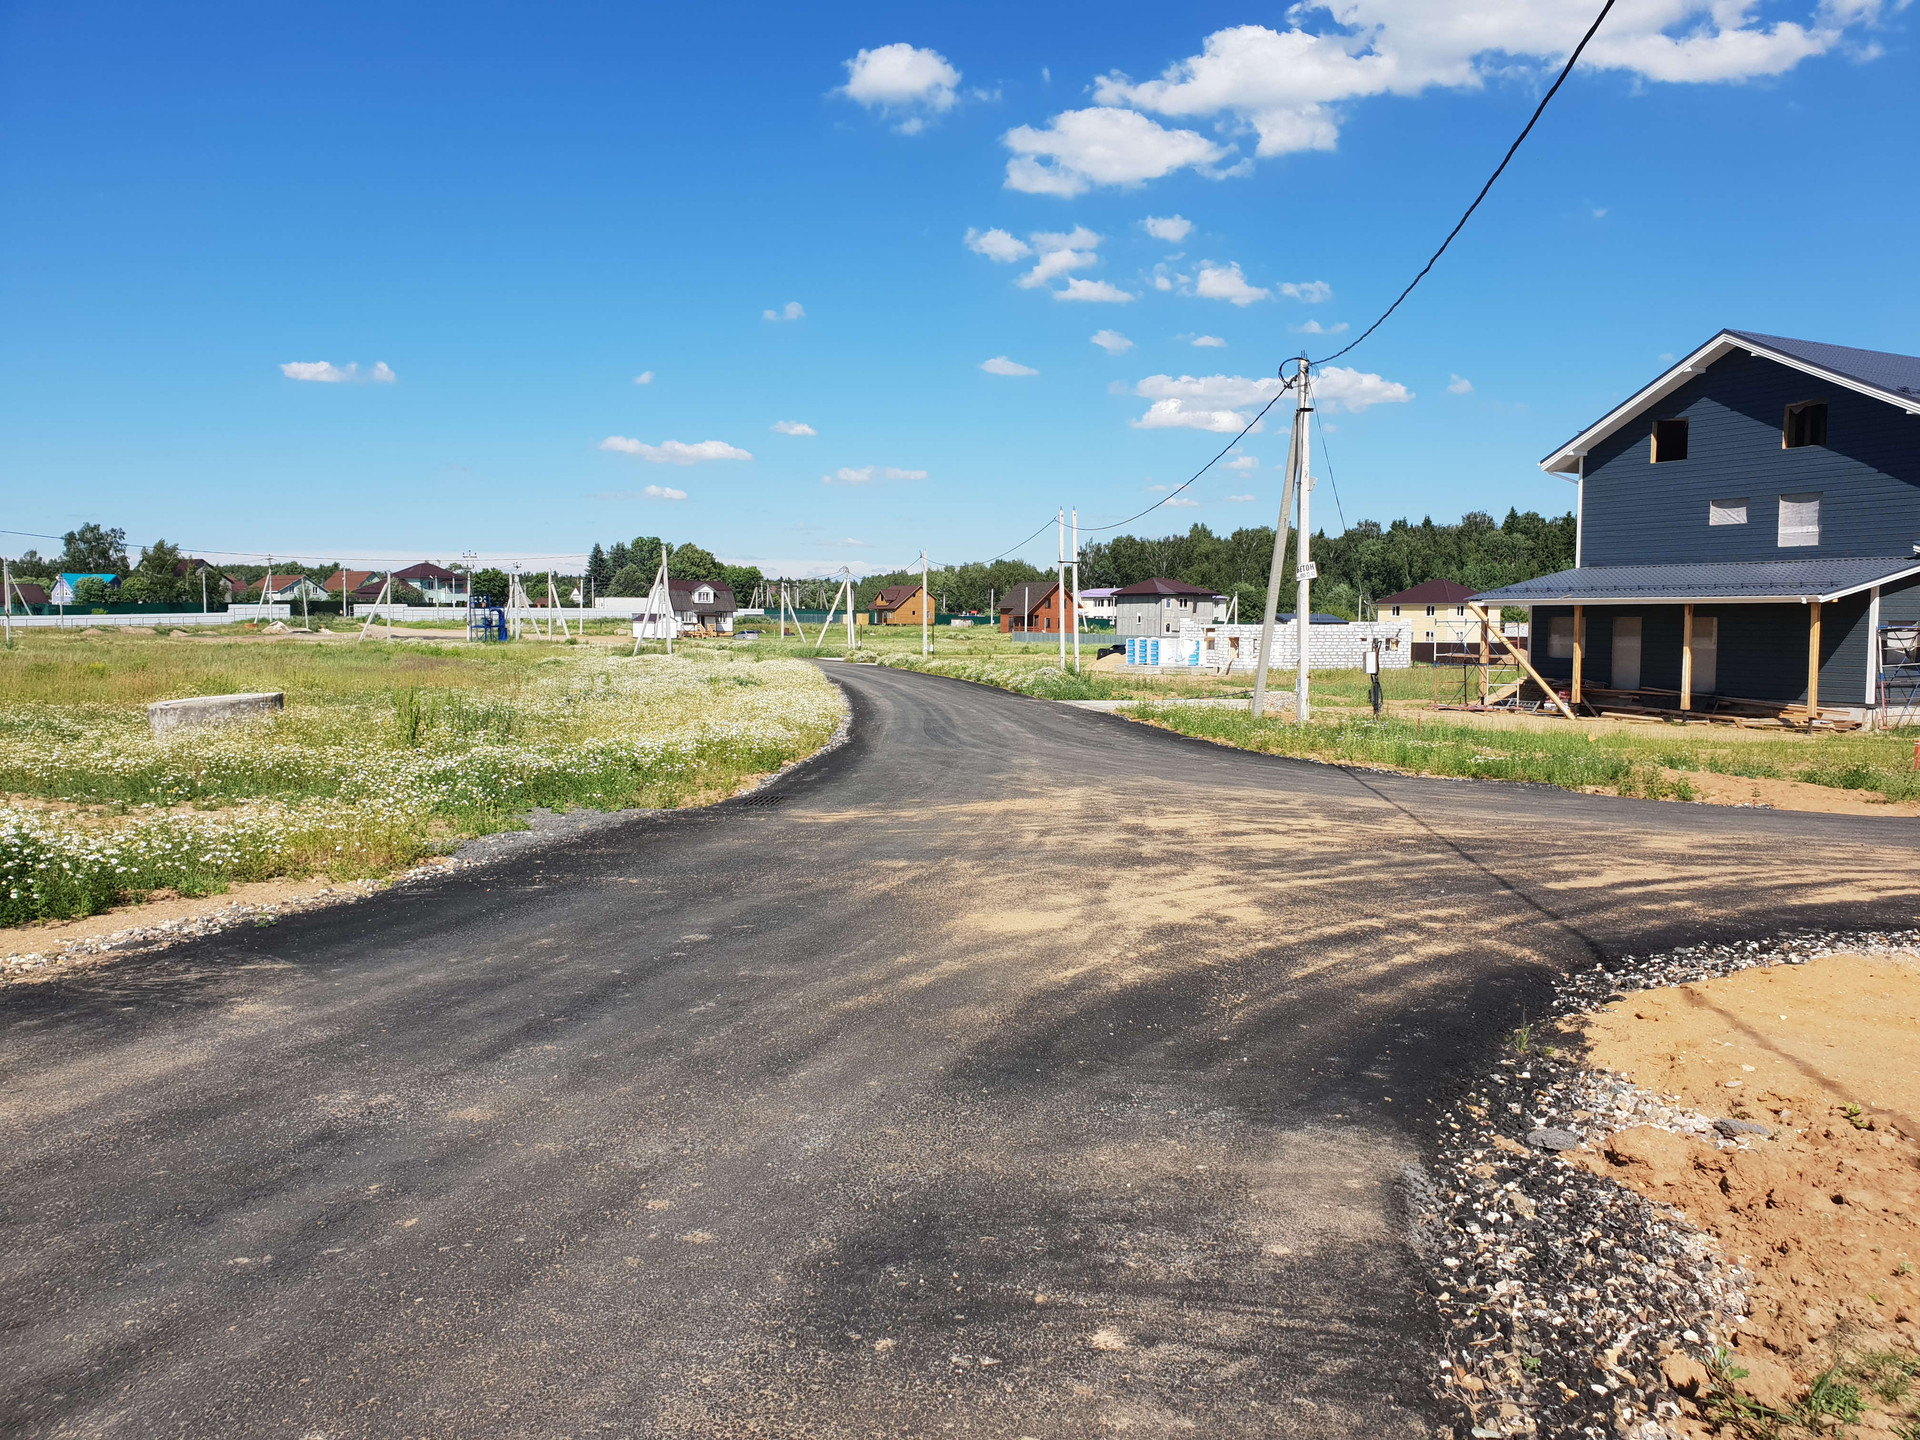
[
  {"left": 851, "top": 509, "right": 1574, "bottom": 619},
  {"left": 586, "top": 536, "right": 763, "bottom": 601}
]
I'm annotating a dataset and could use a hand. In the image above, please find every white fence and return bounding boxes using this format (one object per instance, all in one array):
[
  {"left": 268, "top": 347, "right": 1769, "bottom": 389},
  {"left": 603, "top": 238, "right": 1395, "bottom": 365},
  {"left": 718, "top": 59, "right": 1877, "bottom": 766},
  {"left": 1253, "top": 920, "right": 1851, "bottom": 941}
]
[
  {"left": 2, "top": 605, "right": 291, "bottom": 630},
  {"left": 1163, "top": 619, "right": 1415, "bottom": 670}
]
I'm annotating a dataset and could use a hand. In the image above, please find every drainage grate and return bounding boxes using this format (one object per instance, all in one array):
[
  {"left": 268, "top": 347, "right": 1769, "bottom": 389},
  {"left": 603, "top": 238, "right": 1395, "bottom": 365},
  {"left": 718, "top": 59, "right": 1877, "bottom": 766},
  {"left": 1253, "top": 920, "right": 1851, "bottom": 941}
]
[{"left": 734, "top": 793, "right": 787, "bottom": 808}]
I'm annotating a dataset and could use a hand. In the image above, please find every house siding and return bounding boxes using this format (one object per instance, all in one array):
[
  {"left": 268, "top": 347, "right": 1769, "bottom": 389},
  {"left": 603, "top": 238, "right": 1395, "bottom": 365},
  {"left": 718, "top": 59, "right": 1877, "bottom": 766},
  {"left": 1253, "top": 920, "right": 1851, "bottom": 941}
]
[
  {"left": 1528, "top": 597, "right": 1872, "bottom": 707},
  {"left": 1581, "top": 350, "right": 1920, "bottom": 568}
]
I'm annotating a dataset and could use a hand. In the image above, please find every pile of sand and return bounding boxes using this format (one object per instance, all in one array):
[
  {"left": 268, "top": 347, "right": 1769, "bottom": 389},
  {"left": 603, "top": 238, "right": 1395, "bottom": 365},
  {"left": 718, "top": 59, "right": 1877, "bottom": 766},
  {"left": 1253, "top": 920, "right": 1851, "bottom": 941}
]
[{"left": 1565, "top": 954, "right": 1920, "bottom": 1421}]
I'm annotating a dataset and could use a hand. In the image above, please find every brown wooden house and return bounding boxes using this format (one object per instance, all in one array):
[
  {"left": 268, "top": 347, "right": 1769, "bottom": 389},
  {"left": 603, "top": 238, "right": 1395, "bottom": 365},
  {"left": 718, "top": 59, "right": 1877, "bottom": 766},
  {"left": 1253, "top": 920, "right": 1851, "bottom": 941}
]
[{"left": 869, "top": 584, "right": 932, "bottom": 626}]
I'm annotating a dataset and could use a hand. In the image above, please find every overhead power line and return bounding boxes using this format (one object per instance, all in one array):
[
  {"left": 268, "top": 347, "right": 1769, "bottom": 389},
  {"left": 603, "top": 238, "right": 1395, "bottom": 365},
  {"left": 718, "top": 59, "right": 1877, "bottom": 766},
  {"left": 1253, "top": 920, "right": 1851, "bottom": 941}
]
[
  {"left": 1312, "top": 0, "right": 1615, "bottom": 367},
  {"left": 1081, "top": 375, "right": 1296, "bottom": 535}
]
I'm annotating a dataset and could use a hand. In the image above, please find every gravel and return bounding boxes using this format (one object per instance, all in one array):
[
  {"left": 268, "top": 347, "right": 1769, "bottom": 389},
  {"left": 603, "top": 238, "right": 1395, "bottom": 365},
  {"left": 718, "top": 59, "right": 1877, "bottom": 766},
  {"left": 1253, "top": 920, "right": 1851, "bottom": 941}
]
[{"left": 1414, "top": 926, "right": 1920, "bottom": 1440}]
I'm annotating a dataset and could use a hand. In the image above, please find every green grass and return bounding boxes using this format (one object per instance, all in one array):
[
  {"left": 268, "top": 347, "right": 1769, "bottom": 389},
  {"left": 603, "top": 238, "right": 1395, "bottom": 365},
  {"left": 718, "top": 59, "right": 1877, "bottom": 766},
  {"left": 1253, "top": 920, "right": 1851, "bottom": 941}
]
[{"left": 0, "top": 631, "right": 839, "bottom": 925}]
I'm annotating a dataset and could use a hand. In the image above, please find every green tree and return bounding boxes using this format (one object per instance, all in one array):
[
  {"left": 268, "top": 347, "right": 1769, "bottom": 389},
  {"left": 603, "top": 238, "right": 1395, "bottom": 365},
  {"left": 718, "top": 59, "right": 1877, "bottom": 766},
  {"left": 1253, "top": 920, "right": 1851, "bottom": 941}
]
[
  {"left": 587, "top": 543, "right": 612, "bottom": 595},
  {"left": 60, "top": 522, "right": 129, "bottom": 575},
  {"left": 72, "top": 576, "right": 115, "bottom": 606},
  {"left": 668, "top": 542, "right": 720, "bottom": 579},
  {"left": 470, "top": 568, "right": 510, "bottom": 605},
  {"left": 606, "top": 564, "right": 650, "bottom": 596},
  {"left": 119, "top": 539, "right": 190, "bottom": 604}
]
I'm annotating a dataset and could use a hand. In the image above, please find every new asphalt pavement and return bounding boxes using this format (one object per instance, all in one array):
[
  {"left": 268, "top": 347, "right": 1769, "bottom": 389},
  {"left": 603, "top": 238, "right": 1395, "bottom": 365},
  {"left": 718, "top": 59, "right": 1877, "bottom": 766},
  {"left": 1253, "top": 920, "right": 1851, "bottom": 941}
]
[{"left": 4, "top": 662, "right": 1917, "bottom": 1438}]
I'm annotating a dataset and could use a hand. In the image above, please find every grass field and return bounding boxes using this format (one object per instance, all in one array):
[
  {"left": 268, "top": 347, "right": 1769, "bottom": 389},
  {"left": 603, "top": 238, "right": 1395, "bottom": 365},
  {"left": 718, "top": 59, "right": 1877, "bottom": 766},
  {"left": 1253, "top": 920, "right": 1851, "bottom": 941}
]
[{"left": 0, "top": 629, "right": 840, "bottom": 924}]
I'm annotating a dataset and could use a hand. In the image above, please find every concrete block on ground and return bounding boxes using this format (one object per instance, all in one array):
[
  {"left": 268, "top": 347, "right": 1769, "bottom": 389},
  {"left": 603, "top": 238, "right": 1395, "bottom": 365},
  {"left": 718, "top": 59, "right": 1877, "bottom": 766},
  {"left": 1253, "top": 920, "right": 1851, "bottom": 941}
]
[{"left": 148, "top": 692, "right": 285, "bottom": 736}]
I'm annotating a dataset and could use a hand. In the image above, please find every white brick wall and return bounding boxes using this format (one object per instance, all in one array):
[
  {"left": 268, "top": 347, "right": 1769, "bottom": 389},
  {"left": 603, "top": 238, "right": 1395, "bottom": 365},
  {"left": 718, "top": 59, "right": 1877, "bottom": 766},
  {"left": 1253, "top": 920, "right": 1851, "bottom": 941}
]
[{"left": 1175, "top": 619, "right": 1414, "bottom": 670}]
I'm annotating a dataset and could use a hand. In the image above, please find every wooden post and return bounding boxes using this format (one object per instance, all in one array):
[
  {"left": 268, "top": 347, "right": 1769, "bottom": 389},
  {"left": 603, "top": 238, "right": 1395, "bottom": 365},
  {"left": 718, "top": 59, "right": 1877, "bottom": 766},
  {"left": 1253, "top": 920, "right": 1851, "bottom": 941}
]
[
  {"left": 1467, "top": 604, "right": 1579, "bottom": 722},
  {"left": 1571, "top": 605, "right": 1584, "bottom": 706},
  {"left": 1478, "top": 610, "right": 1490, "bottom": 704},
  {"left": 1680, "top": 603, "right": 1694, "bottom": 711},
  {"left": 1807, "top": 600, "right": 1822, "bottom": 718}
]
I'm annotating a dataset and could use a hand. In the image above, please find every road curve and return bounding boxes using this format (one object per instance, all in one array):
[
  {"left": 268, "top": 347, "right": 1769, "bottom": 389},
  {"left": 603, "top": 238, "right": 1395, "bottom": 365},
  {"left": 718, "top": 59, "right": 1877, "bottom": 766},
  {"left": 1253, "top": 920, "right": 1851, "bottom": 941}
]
[{"left": 3, "top": 663, "right": 1916, "bottom": 1439}]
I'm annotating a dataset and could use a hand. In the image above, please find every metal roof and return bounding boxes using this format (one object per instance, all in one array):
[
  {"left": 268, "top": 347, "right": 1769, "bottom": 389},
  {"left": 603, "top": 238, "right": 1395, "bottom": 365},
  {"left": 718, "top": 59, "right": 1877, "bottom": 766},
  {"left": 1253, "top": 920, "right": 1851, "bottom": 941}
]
[
  {"left": 1114, "top": 577, "right": 1222, "bottom": 598},
  {"left": 1539, "top": 329, "right": 1920, "bottom": 475},
  {"left": 1472, "top": 557, "right": 1920, "bottom": 606}
]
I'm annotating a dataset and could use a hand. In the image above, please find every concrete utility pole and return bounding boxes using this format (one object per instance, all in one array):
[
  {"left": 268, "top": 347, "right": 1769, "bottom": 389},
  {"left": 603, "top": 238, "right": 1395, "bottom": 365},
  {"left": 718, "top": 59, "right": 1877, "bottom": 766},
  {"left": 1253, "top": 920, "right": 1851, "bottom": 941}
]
[
  {"left": 1070, "top": 508, "right": 1082, "bottom": 674},
  {"left": 1251, "top": 360, "right": 1309, "bottom": 718},
  {"left": 920, "top": 550, "right": 930, "bottom": 657},
  {"left": 3, "top": 558, "right": 12, "bottom": 648},
  {"left": 1294, "top": 363, "right": 1316, "bottom": 725},
  {"left": 1056, "top": 508, "right": 1067, "bottom": 670}
]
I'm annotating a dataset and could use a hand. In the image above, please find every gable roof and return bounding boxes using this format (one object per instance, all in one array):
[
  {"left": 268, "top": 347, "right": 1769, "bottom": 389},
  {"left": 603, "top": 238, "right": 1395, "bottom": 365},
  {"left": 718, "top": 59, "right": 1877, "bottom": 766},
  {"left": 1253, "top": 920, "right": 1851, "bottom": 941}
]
[
  {"left": 6, "top": 580, "right": 50, "bottom": 605},
  {"left": 1378, "top": 579, "right": 1476, "bottom": 606},
  {"left": 1114, "top": 577, "right": 1221, "bottom": 599},
  {"left": 1541, "top": 329, "right": 1920, "bottom": 475},
  {"left": 1472, "top": 556, "right": 1920, "bottom": 607},
  {"left": 667, "top": 578, "right": 734, "bottom": 614},
  {"left": 392, "top": 561, "right": 458, "bottom": 583},
  {"left": 871, "top": 584, "right": 922, "bottom": 609},
  {"left": 998, "top": 581, "right": 1057, "bottom": 615}
]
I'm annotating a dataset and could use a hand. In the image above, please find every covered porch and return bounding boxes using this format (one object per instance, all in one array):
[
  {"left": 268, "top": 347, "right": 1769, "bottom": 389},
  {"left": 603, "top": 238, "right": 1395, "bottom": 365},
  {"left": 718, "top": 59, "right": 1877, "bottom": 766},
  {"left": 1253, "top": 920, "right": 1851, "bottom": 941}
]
[{"left": 1473, "top": 558, "right": 1920, "bottom": 728}]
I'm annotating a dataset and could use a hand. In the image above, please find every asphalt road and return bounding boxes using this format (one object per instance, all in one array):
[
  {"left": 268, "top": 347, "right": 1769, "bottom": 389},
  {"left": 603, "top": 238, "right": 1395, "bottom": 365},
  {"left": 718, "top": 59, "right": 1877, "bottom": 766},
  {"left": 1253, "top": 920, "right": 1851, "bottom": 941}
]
[{"left": 5, "top": 663, "right": 1918, "bottom": 1439}]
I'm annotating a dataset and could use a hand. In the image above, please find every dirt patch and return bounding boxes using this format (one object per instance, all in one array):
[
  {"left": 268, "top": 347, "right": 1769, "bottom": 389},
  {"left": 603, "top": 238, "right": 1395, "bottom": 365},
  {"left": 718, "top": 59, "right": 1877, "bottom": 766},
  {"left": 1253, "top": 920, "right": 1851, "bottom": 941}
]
[
  {"left": 1564, "top": 954, "right": 1920, "bottom": 1427},
  {"left": 1664, "top": 770, "right": 1920, "bottom": 817}
]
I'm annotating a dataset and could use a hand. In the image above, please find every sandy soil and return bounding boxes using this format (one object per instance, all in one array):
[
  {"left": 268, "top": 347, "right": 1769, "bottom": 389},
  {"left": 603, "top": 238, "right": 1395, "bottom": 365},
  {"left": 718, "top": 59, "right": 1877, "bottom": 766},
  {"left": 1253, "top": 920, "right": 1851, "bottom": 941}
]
[
  {"left": 1563, "top": 954, "right": 1920, "bottom": 1424},
  {"left": 1657, "top": 770, "right": 1920, "bottom": 817},
  {"left": 0, "top": 876, "right": 388, "bottom": 962}
]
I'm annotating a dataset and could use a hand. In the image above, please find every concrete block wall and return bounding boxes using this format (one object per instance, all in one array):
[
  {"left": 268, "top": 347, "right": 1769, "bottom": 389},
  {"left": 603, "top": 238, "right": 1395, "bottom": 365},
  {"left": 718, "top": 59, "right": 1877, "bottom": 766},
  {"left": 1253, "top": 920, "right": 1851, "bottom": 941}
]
[{"left": 1176, "top": 619, "right": 1414, "bottom": 670}]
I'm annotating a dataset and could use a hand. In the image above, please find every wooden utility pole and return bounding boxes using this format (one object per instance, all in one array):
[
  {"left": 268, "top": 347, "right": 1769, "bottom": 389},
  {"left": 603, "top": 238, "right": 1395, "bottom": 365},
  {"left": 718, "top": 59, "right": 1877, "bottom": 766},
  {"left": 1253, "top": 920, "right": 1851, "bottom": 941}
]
[
  {"left": 3, "top": 558, "right": 13, "bottom": 648},
  {"left": 1252, "top": 362, "right": 1308, "bottom": 718}
]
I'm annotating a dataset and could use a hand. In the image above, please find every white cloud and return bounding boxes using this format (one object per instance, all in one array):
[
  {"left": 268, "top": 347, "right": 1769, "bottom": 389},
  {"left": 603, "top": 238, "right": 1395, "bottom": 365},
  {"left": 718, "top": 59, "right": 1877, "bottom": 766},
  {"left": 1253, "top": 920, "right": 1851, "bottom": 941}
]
[
  {"left": 1002, "top": 107, "right": 1225, "bottom": 196},
  {"left": 1085, "top": 6, "right": 1874, "bottom": 169},
  {"left": 634, "top": 371, "right": 655, "bottom": 385},
  {"left": 642, "top": 484, "right": 688, "bottom": 501},
  {"left": 1225, "top": 493, "right": 1257, "bottom": 502},
  {"left": 280, "top": 361, "right": 354, "bottom": 383},
  {"left": 821, "top": 464, "right": 926, "bottom": 486},
  {"left": 965, "top": 227, "right": 1032, "bottom": 263},
  {"left": 1128, "top": 366, "right": 1411, "bottom": 430},
  {"left": 1191, "top": 335, "right": 1228, "bottom": 347},
  {"left": 980, "top": 356, "right": 1038, "bottom": 376},
  {"left": 1448, "top": 374, "right": 1474, "bottom": 394},
  {"left": 1091, "top": 329, "right": 1134, "bottom": 353},
  {"left": 600, "top": 437, "right": 754, "bottom": 464},
  {"left": 1019, "top": 244, "right": 1098, "bottom": 289},
  {"left": 1056, "top": 278, "right": 1136, "bottom": 303},
  {"left": 1165, "top": 496, "right": 1201, "bottom": 507},
  {"left": 840, "top": 43, "right": 961, "bottom": 131},
  {"left": 764, "top": 301, "right": 806, "bottom": 322},
  {"left": 772, "top": 420, "right": 817, "bottom": 435},
  {"left": 1290, "top": 319, "right": 1349, "bottom": 335},
  {"left": 279, "top": 360, "right": 396, "bottom": 384},
  {"left": 1226, "top": 455, "right": 1259, "bottom": 471},
  {"left": 1194, "top": 262, "right": 1269, "bottom": 306},
  {"left": 1279, "top": 280, "right": 1333, "bottom": 304},
  {"left": 1143, "top": 214, "right": 1193, "bottom": 242}
]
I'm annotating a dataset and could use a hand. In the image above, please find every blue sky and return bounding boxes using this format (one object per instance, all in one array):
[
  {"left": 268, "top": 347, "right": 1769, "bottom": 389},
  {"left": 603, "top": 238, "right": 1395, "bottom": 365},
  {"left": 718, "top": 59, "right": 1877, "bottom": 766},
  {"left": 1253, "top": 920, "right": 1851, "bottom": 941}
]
[{"left": 2, "top": 0, "right": 1915, "bottom": 576}]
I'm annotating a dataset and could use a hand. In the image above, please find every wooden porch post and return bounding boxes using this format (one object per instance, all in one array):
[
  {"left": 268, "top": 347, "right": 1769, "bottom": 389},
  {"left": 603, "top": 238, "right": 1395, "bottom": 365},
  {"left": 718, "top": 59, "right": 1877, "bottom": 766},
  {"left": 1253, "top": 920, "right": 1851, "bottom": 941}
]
[
  {"left": 1807, "top": 601, "right": 1822, "bottom": 718},
  {"left": 1680, "top": 603, "right": 1694, "bottom": 711},
  {"left": 1478, "top": 610, "right": 1490, "bottom": 704},
  {"left": 1571, "top": 605, "right": 1584, "bottom": 705}
]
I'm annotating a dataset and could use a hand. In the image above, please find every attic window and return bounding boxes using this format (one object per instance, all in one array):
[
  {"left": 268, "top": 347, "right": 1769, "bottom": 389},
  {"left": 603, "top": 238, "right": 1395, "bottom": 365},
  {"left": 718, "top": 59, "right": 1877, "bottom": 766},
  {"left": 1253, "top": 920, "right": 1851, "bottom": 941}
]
[
  {"left": 1783, "top": 401, "right": 1827, "bottom": 449},
  {"left": 1650, "top": 418, "right": 1689, "bottom": 463},
  {"left": 1709, "top": 498, "right": 1749, "bottom": 526},
  {"left": 1778, "top": 492, "right": 1822, "bottom": 548}
]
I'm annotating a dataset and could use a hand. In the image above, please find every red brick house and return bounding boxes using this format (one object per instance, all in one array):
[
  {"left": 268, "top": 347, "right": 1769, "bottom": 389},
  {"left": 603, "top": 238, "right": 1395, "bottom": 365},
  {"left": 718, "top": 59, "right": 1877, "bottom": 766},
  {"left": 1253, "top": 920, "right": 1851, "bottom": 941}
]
[{"left": 999, "top": 581, "right": 1072, "bottom": 634}]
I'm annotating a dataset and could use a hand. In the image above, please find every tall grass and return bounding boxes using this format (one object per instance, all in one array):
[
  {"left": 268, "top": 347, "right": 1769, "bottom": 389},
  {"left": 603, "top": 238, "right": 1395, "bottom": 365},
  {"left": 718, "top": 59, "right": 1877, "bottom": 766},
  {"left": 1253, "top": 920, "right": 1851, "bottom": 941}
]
[{"left": 0, "top": 635, "right": 840, "bottom": 923}]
